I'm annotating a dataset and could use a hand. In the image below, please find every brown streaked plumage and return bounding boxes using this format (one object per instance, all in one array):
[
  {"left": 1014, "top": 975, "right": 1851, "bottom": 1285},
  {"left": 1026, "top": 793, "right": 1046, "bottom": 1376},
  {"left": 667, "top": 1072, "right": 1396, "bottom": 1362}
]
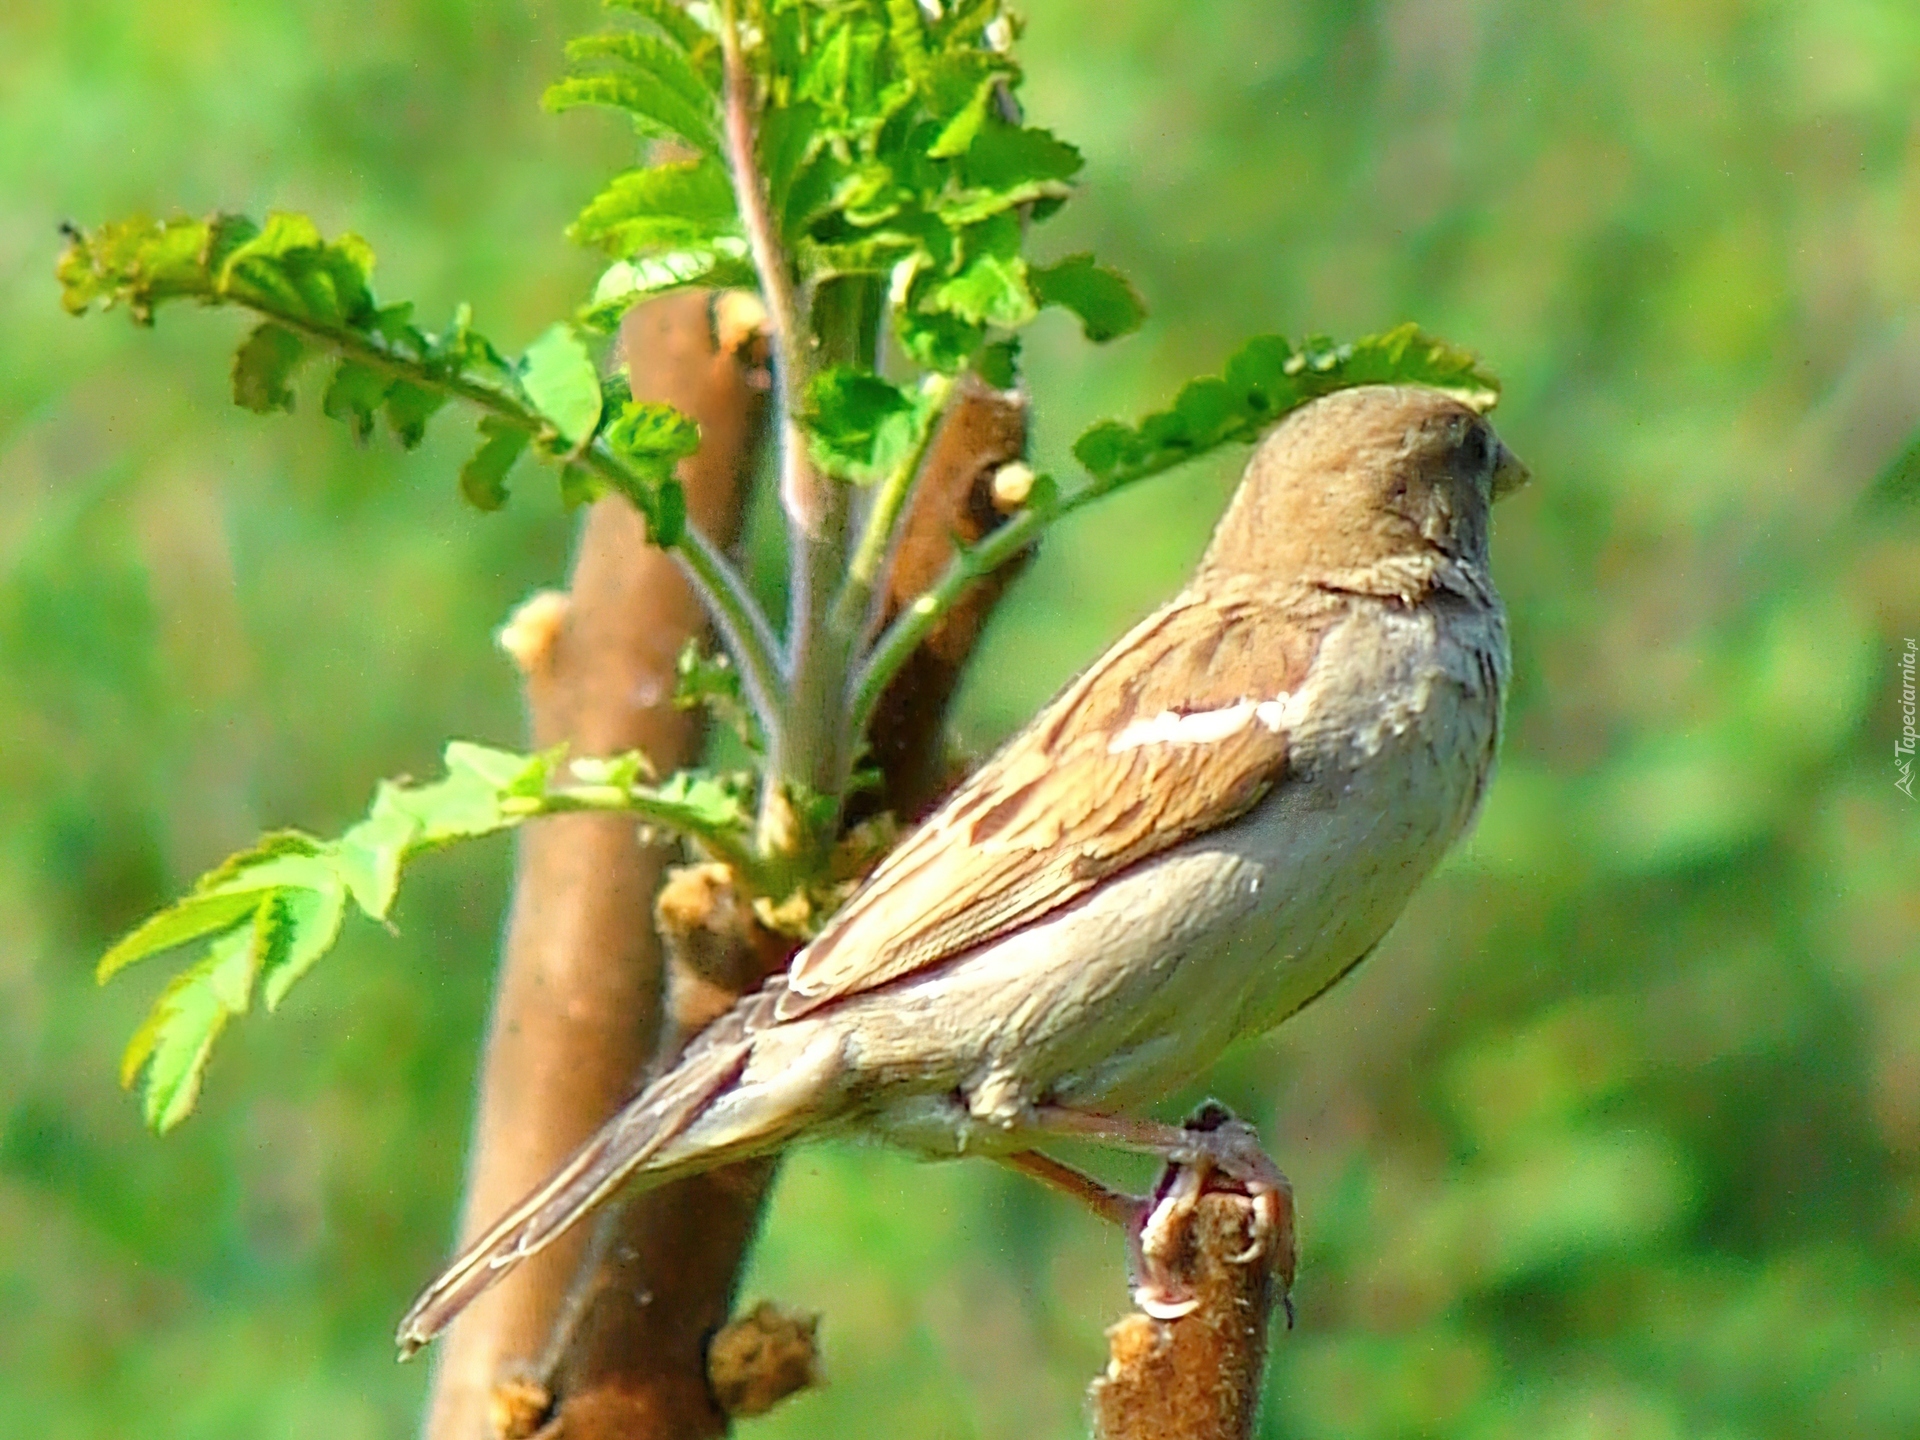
[{"left": 397, "top": 383, "right": 1528, "bottom": 1354}]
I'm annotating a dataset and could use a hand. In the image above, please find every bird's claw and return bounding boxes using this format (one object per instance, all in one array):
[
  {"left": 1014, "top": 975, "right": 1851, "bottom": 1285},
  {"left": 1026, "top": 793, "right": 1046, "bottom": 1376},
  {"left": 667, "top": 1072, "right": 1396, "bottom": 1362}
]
[{"left": 1123, "top": 1102, "right": 1297, "bottom": 1316}]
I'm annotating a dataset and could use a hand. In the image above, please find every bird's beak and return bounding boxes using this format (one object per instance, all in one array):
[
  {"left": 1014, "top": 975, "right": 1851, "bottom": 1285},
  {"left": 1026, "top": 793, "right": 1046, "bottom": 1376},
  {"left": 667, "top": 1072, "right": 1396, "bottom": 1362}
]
[{"left": 1491, "top": 441, "right": 1531, "bottom": 501}]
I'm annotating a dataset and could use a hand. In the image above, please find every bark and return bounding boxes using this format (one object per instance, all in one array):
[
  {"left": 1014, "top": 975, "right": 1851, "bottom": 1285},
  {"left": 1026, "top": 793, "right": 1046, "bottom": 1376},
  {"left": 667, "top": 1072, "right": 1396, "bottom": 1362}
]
[{"left": 1089, "top": 1183, "right": 1296, "bottom": 1440}]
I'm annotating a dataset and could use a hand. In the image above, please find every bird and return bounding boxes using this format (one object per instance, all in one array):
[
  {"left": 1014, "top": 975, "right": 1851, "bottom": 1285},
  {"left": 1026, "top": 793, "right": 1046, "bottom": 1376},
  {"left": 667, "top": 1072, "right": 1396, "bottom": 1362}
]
[{"left": 396, "top": 381, "right": 1528, "bottom": 1354}]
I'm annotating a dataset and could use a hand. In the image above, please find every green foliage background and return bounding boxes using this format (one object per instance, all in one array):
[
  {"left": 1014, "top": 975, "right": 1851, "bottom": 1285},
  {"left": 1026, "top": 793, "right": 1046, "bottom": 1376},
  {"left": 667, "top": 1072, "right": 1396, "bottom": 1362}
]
[{"left": 5, "top": 1, "right": 1918, "bottom": 1436}]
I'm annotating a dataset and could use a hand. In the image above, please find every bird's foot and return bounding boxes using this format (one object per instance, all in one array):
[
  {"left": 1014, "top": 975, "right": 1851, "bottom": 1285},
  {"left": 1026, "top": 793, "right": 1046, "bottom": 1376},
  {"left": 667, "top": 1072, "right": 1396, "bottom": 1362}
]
[
  {"left": 1130, "top": 1101, "right": 1296, "bottom": 1318},
  {"left": 1004, "top": 1100, "right": 1297, "bottom": 1321}
]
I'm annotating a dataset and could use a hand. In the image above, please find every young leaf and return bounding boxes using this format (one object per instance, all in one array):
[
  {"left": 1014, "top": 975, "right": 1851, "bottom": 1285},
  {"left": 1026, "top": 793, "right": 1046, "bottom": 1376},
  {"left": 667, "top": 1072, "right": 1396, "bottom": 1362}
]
[
  {"left": 802, "top": 368, "right": 922, "bottom": 483},
  {"left": 931, "top": 250, "right": 1035, "bottom": 328},
  {"left": 231, "top": 322, "right": 308, "bottom": 413},
  {"left": 1030, "top": 253, "right": 1145, "bottom": 342},
  {"left": 1072, "top": 325, "right": 1502, "bottom": 487},
  {"left": 675, "top": 640, "right": 761, "bottom": 750},
  {"left": 606, "top": 399, "right": 700, "bottom": 476},
  {"left": 322, "top": 361, "right": 393, "bottom": 441},
  {"left": 568, "top": 157, "right": 739, "bottom": 257},
  {"left": 543, "top": 67, "right": 719, "bottom": 155},
  {"left": 97, "top": 887, "right": 271, "bottom": 983},
  {"left": 606, "top": 0, "right": 719, "bottom": 66},
  {"left": 383, "top": 381, "right": 447, "bottom": 449},
  {"left": 521, "top": 323, "right": 605, "bottom": 444},
  {"left": 120, "top": 926, "right": 259, "bottom": 1133},
  {"left": 460, "top": 415, "right": 531, "bottom": 511},
  {"left": 579, "top": 242, "right": 756, "bottom": 330}
]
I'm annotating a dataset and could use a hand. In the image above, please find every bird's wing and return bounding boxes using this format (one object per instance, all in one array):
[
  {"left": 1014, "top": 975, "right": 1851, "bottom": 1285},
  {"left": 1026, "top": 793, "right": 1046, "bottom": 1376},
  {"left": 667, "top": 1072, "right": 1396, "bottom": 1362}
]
[{"left": 780, "top": 579, "right": 1332, "bottom": 1018}]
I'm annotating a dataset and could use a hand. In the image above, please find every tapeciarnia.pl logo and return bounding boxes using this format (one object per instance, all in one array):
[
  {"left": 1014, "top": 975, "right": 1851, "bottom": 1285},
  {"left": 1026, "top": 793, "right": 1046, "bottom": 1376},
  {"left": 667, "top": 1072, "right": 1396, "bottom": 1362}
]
[{"left": 1898, "top": 638, "right": 1916, "bottom": 800}]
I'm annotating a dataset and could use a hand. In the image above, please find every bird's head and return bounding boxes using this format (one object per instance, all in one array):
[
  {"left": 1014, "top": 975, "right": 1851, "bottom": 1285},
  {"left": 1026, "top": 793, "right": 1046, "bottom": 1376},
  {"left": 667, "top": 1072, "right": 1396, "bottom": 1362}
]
[{"left": 1200, "top": 384, "right": 1528, "bottom": 592}]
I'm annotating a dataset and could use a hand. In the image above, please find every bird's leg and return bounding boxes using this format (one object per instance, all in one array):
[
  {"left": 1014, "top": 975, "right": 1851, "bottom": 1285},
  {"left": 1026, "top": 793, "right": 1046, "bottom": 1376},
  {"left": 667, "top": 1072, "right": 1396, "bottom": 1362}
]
[
  {"left": 1008, "top": 1101, "right": 1297, "bottom": 1320},
  {"left": 1000, "top": 1149, "right": 1144, "bottom": 1228}
]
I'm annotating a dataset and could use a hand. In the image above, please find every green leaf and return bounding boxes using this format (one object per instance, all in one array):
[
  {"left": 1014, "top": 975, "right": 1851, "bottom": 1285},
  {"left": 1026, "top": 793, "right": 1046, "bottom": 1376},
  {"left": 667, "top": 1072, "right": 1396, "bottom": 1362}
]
[
  {"left": 258, "top": 882, "right": 348, "bottom": 1012},
  {"left": 121, "top": 922, "right": 261, "bottom": 1133},
  {"left": 675, "top": 640, "right": 761, "bottom": 750},
  {"left": 975, "top": 337, "right": 1021, "bottom": 389},
  {"left": 460, "top": 415, "right": 531, "bottom": 511},
  {"left": 1029, "top": 254, "right": 1144, "bottom": 342},
  {"left": 579, "top": 242, "right": 757, "bottom": 331},
  {"left": 606, "top": 398, "right": 699, "bottom": 471},
  {"left": 965, "top": 120, "right": 1084, "bottom": 187},
  {"left": 802, "top": 368, "right": 920, "bottom": 482},
  {"left": 321, "top": 361, "right": 393, "bottom": 441},
  {"left": 931, "top": 251, "right": 1035, "bottom": 328},
  {"left": 568, "top": 157, "right": 739, "bottom": 256},
  {"left": 97, "top": 888, "right": 268, "bottom": 983},
  {"left": 1071, "top": 326, "right": 1502, "bottom": 489},
  {"left": 99, "top": 736, "right": 764, "bottom": 1127},
  {"left": 606, "top": 0, "right": 719, "bottom": 66},
  {"left": 543, "top": 62, "right": 719, "bottom": 154},
  {"left": 383, "top": 380, "right": 446, "bottom": 449},
  {"left": 521, "top": 323, "right": 605, "bottom": 444},
  {"left": 231, "top": 322, "right": 308, "bottom": 413}
]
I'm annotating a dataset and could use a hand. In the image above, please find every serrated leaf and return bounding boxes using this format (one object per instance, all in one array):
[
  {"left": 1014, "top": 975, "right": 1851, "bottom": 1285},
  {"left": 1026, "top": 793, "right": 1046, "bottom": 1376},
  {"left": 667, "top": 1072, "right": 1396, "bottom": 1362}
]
[
  {"left": 543, "top": 70, "right": 718, "bottom": 154},
  {"left": 97, "top": 887, "right": 268, "bottom": 982},
  {"left": 896, "top": 305, "right": 983, "bottom": 373},
  {"left": 675, "top": 641, "right": 760, "bottom": 750},
  {"left": 259, "top": 881, "right": 348, "bottom": 1011},
  {"left": 322, "top": 361, "right": 392, "bottom": 442},
  {"left": 384, "top": 380, "right": 446, "bottom": 448},
  {"left": 606, "top": 0, "right": 718, "bottom": 64},
  {"left": 232, "top": 322, "right": 308, "bottom": 413},
  {"left": 959, "top": 118, "right": 1082, "bottom": 192},
  {"left": 931, "top": 251, "right": 1035, "bottom": 328},
  {"left": 569, "top": 157, "right": 738, "bottom": 256},
  {"left": 606, "top": 399, "right": 700, "bottom": 475},
  {"left": 460, "top": 415, "right": 530, "bottom": 511},
  {"left": 1029, "top": 254, "right": 1144, "bottom": 342},
  {"left": 521, "top": 323, "right": 604, "bottom": 444},
  {"left": 579, "top": 242, "right": 756, "bottom": 330},
  {"left": 1071, "top": 420, "right": 1141, "bottom": 480},
  {"left": 445, "top": 740, "right": 567, "bottom": 798},
  {"left": 1071, "top": 326, "right": 1502, "bottom": 490},
  {"left": 123, "top": 924, "right": 260, "bottom": 1132},
  {"left": 802, "top": 368, "right": 919, "bottom": 482},
  {"left": 925, "top": 56, "right": 1000, "bottom": 158}
]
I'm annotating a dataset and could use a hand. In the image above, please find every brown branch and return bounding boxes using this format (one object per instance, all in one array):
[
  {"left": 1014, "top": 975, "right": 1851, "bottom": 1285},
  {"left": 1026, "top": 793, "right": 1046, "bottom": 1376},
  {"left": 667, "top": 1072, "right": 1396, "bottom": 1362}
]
[
  {"left": 421, "top": 289, "right": 764, "bottom": 1440},
  {"left": 1089, "top": 1181, "right": 1296, "bottom": 1440}
]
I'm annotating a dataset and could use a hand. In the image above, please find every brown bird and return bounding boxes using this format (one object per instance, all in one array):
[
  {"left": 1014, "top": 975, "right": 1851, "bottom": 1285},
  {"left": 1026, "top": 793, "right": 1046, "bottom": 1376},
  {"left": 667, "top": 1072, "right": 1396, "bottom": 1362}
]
[{"left": 397, "top": 382, "right": 1528, "bottom": 1353}]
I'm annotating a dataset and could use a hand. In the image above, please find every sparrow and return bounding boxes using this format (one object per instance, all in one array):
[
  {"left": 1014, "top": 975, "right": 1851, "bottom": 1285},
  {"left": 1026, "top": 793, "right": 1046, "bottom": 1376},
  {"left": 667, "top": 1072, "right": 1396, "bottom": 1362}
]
[{"left": 397, "top": 382, "right": 1528, "bottom": 1353}]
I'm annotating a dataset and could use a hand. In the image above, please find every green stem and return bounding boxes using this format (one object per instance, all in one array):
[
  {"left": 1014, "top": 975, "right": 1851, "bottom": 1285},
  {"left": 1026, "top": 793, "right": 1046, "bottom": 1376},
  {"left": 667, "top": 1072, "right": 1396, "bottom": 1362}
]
[
  {"left": 847, "top": 499, "right": 1046, "bottom": 738},
  {"left": 830, "top": 373, "right": 954, "bottom": 640},
  {"left": 502, "top": 786, "right": 761, "bottom": 882}
]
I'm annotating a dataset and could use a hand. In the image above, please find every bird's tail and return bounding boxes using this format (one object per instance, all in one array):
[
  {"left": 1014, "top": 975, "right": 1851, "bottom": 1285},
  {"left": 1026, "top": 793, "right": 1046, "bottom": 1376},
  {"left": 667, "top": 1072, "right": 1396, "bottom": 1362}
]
[{"left": 396, "top": 1002, "right": 783, "bottom": 1357}]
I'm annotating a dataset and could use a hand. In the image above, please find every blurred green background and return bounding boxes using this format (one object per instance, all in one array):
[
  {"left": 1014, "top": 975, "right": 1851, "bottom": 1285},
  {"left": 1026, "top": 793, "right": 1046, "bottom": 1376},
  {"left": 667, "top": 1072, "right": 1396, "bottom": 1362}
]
[{"left": 5, "top": 1, "right": 1919, "bottom": 1436}]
